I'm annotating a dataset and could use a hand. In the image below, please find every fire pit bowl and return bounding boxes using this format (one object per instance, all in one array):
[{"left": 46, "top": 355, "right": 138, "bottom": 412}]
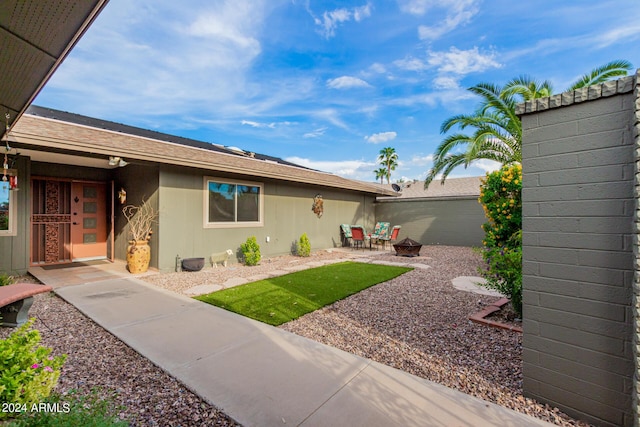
[{"left": 393, "top": 237, "right": 422, "bottom": 257}]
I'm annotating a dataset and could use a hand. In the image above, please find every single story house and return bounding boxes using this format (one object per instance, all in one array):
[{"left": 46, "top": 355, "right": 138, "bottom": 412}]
[{"left": 0, "top": 106, "right": 400, "bottom": 274}]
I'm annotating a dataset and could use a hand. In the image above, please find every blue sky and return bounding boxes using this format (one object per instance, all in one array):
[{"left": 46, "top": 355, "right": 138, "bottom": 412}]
[{"left": 34, "top": 0, "right": 640, "bottom": 183}]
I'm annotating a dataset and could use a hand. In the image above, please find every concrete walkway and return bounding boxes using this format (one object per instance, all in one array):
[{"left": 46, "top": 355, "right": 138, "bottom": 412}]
[{"left": 54, "top": 277, "right": 553, "bottom": 427}]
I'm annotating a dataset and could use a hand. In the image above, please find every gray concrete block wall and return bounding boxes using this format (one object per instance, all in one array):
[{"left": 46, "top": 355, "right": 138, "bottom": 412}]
[
  {"left": 521, "top": 77, "right": 636, "bottom": 426},
  {"left": 632, "top": 71, "right": 640, "bottom": 427}
]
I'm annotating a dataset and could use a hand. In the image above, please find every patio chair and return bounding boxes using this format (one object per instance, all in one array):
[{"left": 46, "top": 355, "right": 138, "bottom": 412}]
[
  {"left": 370, "top": 222, "right": 390, "bottom": 249},
  {"left": 350, "top": 226, "right": 369, "bottom": 250},
  {"left": 379, "top": 225, "right": 401, "bottom": 250},
  {"left": 340, "top": 224, "right": 352, "bottom": 247}
]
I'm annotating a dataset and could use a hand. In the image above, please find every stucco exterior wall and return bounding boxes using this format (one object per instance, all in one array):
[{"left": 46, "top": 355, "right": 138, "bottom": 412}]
[
  {"left": 156, "top": 166, "right": 375, "bottom": 272},
  {"left": 520, "top": 76, "right": 636, "bottom": 427},
  {"left": 0, "top": 157, "right": 30, "bottom": 274},
  {"left": 113, "top": 163, "right": 160, "bottom": 268},
  {"left": 374, "top": 197, "right": 485, "bottom": 247}
]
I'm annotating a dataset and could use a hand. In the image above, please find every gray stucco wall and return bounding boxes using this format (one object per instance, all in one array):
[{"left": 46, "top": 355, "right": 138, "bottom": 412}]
[
  {"left": 156, "top": 165, "right": 375, "bottom": 272},
  {"left": 0, "top": 157, "right": 30, "bottom": 275},
  {"left": 520, "top": 79, "right": 636, "bottom": 427},
  {"left": 113, "top": 163, "right": 160, "bottom": 268},
  {"left": 374, "top": 197, "right": 485, "bottom": 247}
]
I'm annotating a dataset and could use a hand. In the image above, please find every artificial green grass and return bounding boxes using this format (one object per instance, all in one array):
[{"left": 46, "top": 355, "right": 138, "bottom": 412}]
[{"left": 195, "top": 261, "right": 412, "bottom": 326}]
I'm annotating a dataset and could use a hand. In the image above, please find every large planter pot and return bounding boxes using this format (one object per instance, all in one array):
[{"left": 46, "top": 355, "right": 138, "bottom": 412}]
[{"left": 127, "top": 240, "right": 151, "bottom": 273}]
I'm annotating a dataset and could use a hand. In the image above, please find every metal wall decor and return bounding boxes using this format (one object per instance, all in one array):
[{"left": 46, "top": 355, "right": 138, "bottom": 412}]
[{"left": 311, "top": 194, "right": 323, "bottom": 218}]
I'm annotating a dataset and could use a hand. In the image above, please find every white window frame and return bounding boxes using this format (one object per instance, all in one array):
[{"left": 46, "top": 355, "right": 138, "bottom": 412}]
[
  {"left": 203, "top": 176, "right": 264, "bottom": 228},
  {"left": 0, "top": 180, "right": 17, "bottom": 236}
]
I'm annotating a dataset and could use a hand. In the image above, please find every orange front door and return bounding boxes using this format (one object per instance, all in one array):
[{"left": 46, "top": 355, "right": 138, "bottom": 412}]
[{"left": 70, "top": 182, "right": 107, "bottom": 260}]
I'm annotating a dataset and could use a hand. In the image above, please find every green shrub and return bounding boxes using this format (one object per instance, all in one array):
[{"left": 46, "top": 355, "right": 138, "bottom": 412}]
[
  {"left": 7, "top": 388, "right": 128, "bottom": 426},
  {"left": 0, "top": 272, "right": 15, "bottom": 286},
  {"left": 0, "top": 319, "right": 66, "bottom": 419},
  {"left": 297, "top": 233, "right": 311, "bottom": 257},
  {"left": 478, "top": 164, "right": 523, "bottom": 316},
  {"left": 240, "top": 236, "right": 261, "bottom": 266}
]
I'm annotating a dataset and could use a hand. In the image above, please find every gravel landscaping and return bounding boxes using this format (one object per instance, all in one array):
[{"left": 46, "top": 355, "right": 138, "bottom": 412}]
[
  {"left": 1, "top": 246, "right": 592, "bottom": 426},
  {"left": 0, "top": 287, "right": 239, "bottom": 426}
]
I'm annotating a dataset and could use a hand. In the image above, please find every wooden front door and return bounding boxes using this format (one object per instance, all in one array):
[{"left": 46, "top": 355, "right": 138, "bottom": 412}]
[{"left": 70, "top": 182, "right": 107, "bottom": 260}]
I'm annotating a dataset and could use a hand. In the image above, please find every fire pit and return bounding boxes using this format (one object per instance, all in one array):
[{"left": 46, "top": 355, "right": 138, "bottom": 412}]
[{"left": 393, "top": 237, "right": 422, "bottom": 257}]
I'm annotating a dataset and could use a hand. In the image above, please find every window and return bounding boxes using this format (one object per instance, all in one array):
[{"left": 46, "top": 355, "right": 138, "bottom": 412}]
[
  {"left": 0, "top": 180, "right": 16, "bottom": 236},
  {"left": 204, "top": 177, "right": 263, "bottom": 227}
]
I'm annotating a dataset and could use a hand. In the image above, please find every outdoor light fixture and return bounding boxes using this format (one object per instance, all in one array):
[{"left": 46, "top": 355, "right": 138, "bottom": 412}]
[{"left": 108, "top": 156, "right": 128, "bottom": 167}]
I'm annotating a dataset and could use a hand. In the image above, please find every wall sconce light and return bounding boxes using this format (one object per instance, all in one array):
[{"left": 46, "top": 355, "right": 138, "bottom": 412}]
[
  {"left": 118, "top": 188, "right": 127, "bottom": 204},
  {"left": 108, "top": 156, "right": 128, "bottom": 167}
]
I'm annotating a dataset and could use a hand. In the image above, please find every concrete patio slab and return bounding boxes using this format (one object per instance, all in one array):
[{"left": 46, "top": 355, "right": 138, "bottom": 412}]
[
  {"left": 452, "top": 276, "right": 503, "bottom": 297},
  {"left": 185, "top": 284, "right": 223, "bottom": 295},
  {"left": 223, "top": 277, "right": 249, "bottom": 288},
  {"left": 302, "top": 361, "right": 550, "bottom": 427},
  {"left": 173, "top": 326, "right": 370, "bottom": 426}
]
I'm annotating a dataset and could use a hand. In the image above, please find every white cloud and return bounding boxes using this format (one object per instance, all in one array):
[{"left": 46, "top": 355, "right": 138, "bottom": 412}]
[
  {"left": 365, "top": 131, "right": 397, "bottom": 144},
  {"left": 410, "top": 154, "right": 434, "bottom": 166},
  {"left": 40, "top": 0, "right": 271, "bottom": 123},
  {"left": 427, "top": 46, "right": 501, "bottom": 75},
  {"left": 313, "top": 3, "right": 373, "bottom": 38},
  {"left": 394, "top": 57, "right": 428, "bottom": 72},
  {"left": 398, "top": 0, "right": 479, "bottom": 40},
  {"left": 471, "top": 159, "right": 501, "bottom": 173},
  {"left": 432, "top": 75, "right": 461, "bottom": 90},
  {"left": 327, "top": 76, "right": 372, "bottom": 89},
  {"left": 369, "top": 63, "right": 387, "bottom": 74},
  {"left": 241, "top": 120, "right": 275, "bottom": 128},
  {"left": 285, "top": 156, "right": 376, "bottom": 178},
  {"left": 303, "top": 127, "right": 328, "bottom": 138}
]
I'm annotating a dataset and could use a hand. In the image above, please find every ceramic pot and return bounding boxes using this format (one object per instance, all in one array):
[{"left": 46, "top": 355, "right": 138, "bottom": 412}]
[{"left": 127, "top": 240, "right": 151, "bottom": 273}]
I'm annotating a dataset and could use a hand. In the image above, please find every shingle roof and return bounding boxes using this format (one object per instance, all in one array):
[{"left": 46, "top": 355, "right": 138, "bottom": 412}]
[
  {"left": 376, "top": 176, "right": 482, "bottom": 201},
  {"left": 10, "top": 106, "right": 397, "bottom": 197}
]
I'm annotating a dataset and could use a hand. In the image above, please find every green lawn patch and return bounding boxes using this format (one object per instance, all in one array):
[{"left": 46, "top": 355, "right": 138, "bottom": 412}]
[{"left": 195, "top": 261, "right": 412, "bottom": 326}]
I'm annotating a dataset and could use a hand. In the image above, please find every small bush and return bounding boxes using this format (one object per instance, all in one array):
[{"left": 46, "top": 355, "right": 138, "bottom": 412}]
[
  {"left": 297, "top": 233, "right": 311, "bottom": 257},
  {"left": 0, "top": 319, "right": 67, "bottom": 419},
  {"left": 478, "top": 164, "right": 522, "bottom": 316},
  {"left": 240, "top": 236, "right": 261, "bottom": 266},
  {"left": 0, "top": 272, "right": 15, "bottom": 286},
  {"left": 7, "top": 388, "right": 128, "bottom": 427}
]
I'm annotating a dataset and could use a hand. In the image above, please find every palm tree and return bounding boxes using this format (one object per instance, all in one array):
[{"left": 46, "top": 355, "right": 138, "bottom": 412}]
[
  {"left": 373, "top": 167, "right": 387, "bottom": 184},
  {"left": 567, "top": 59, "right": 633, "bottom": 90},
  {"left": 424, "top": 83, "right": 521, "bottom": 187},
  {"left": 377, "top": 147, "right": 398, "bottom": 184},
  {"left": 503, "top": 75, "right": 553, "bottom": 100},
  {"left": 425, "top": 60, "right": 633, "bottom": 188}
]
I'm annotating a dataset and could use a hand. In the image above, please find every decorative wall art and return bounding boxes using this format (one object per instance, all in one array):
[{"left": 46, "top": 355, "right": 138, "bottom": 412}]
[{"left": 311, "top": 194, "right": 323, "bottom": 218}]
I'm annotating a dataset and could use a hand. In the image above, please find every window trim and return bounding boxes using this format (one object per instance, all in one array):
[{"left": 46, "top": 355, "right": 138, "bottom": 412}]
[
  {"left": 203, "top": 176, "right": 264, "bottom": 228},
  {"left": 0, "top": 181, "right": 17, "bottom": 236}
]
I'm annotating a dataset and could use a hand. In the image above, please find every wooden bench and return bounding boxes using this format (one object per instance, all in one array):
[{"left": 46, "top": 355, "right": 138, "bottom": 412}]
[{"left": 0, "top": 283, "right": 53, "bottom": 327}]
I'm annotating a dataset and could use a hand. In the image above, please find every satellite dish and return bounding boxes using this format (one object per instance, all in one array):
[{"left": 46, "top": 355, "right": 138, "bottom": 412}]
[{"left": 391, "top": 183, "right": 401, "bottom": 192}]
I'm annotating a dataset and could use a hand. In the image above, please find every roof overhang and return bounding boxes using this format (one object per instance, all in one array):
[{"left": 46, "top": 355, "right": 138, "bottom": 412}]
[
  {"left": 0, "top": 0, "right": 109, "bottom": 135},
  {"left": 9, "top": 114, "right": 399, "bottom": 197}
]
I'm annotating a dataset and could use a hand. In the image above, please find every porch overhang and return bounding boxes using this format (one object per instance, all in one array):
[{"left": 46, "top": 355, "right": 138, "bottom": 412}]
[{"left": 0, "top": 0, "right": 109, "bottom": 135}]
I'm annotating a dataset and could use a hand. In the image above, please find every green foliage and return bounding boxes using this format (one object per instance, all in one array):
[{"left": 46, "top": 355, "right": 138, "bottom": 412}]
[
  {"left": 0, "top": 320, "right": 67, "bottom": 419},
  {"left": 377, "top": 147, "right": 398, "bottom": 184},
  {"left": 7, "top": 388, "right": 128, "bottom": 427},
  {"left": 297, "top": 233, "right": 311, "bottom": 257},
  {"left": 240, "top": 236, "right": 261, "bottom": 266},
  {"left": 196, "top": 262, "right": 412, "bottom": 326},
  {"left": 0, "top": 272, "right": 15, "bottom": 287},
  {"left": 478, "top": 164, "right": 523, "bottom": 316},
  {"left": 426, "top": 60, "right": 633, "bottom": 187}
]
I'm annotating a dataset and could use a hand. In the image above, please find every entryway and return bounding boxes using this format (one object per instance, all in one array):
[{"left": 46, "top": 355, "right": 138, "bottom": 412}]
[{"left": 30, "top": 178, "right": 112, "bottom": 265}]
